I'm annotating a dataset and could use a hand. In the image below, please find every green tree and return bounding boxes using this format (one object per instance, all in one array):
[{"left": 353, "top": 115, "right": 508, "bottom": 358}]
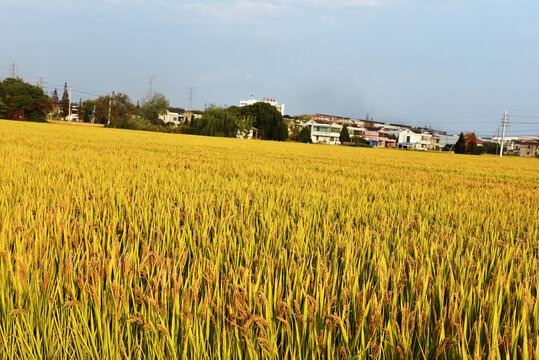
[
  {"left": 339, "top": 125, "right": 351, "bottom": 144},
  {"left": 239, "top": 102, "right": 287, "bottom": 141},
  {"left": 0, "top": 98, "right": 7, "bottom": 118},
  {"left": 351, "top": 135, "right": 370, "bottom": 147},
  {"left": 93, "top": 92, "right": 136, "bottom": 127},
  {"left": 60, "top": 82, "right": 69, "bottom": 118},
  {"left": 287, "top": 120, "right": 302, "bottom": 141},
  {"left": 193, "top": 105, "right": 241, "bottom": 137},
  {"left": 454, "top": 132, "right": 466, "bottom": 154},
  {"left": 0, "top": 77, "right": 51, "bottom": 122},
  {"left": 140, "top": 93, "right": 169, "bottom": 125},
  {"left": 81, "top": 100, "right": 97, "bottom": 123},
  {"left": 480, "top": 142, "right": 499, "bottom": 155},
  {"left": 297, "top": 126, "right": 312, "bottom": 143},
  {"left": 297, "top": 114, "right": 313, "bottom": 122},
  {"left": 235, "top": 115, "right": 255, "bottom": 138}
]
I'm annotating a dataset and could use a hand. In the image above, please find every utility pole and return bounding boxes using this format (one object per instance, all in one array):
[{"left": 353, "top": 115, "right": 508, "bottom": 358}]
[
  {"left": 108, "top": 92, "right": 112, "bottom": 126},
  {"left": 495, "top": 127, "right": 500, "bottom": 155},
  {"left": 188, "top": 87, "right": 195, "bottom": 110},
  {"left": 500, "top": 110, "right": 508, "bottom": 157},
  {"left": 68, "top": 87, "right": 72, "bottom": 119}
]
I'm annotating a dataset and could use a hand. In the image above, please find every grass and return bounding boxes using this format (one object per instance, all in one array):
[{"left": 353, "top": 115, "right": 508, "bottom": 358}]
[{"left": 0, "top": 119, "right": 537, "bottom": 359}]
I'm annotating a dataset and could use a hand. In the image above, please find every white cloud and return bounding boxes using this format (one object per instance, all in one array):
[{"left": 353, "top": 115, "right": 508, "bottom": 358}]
[{"left": 157, "top": 0, "right": 382, "bottom": 24}]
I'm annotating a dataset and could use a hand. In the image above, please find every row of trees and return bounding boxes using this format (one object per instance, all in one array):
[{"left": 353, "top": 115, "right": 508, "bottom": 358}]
[
  {"left": 1, "top": 78, "right": 504, "bottom": 152},
  {"left": 453, "top": 132, "right": 500, "bottom": 155},
  {"left": 0, "top": 78, "right": 288, "bottom": 141},
  {"left": 78, "top": 92, "right": 169, "bottom": 128}
]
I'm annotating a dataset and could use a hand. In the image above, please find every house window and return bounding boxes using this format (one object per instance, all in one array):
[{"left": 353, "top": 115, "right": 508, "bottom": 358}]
[
  {"left": 314, "top": 126, "right": 329, "bottom": 133},
  {"left": 406, "top": 136, "right": 410, "bottom": 143}
]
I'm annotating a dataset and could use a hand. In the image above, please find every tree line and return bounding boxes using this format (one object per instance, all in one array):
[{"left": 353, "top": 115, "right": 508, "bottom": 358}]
[
  {"left": 0, "top": 77, "right": 507, "bottom": 152},
  {"left": 0, "top": 77, "right": 289, "bottom": 141}
]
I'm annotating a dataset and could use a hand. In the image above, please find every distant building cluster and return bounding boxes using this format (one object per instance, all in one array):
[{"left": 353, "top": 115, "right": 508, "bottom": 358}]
[
  {"left": 288, "top": 113, "right": 539, "bottom": 156},
  {"left": 47, "top": 84, "right": 537, "bottom": 157}
]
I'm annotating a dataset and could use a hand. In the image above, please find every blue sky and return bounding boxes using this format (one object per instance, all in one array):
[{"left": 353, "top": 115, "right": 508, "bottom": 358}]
[{"left": 1, "top": 0, "right": 538, "bottom": 135}]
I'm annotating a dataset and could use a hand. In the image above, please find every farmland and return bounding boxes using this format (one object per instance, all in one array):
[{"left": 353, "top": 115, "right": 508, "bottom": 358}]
[{"left": 0, "top": 119, "right": 537, "bottom": 359}]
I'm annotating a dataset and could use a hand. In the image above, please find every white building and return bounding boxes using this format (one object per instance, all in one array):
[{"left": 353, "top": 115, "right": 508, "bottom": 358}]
[
  {"left": 303, "top": 120, "right": 364, "bottom": 144},
  {"left": 240, "top": 97, "right": 285, "bottom": 116},
  {"left": 491, "top": 136, "right": 522, "bottom": 152},
  {"left": 159, "top": 107, "right": 186, "bottom": 125},
  {"left": 398, "top": 129, "right": 422, "bottom": 149},
  {"left": 398, "top": 129, "right": 441, "bottom": 150}
]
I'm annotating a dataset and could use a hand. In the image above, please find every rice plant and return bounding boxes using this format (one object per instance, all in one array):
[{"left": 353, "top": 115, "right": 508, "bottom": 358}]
[{"left": 0, "top": 119, "right": 537, "bottom": 359}]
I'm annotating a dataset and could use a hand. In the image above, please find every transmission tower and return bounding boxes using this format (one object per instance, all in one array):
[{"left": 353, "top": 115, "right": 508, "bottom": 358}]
[
  {"left": 146, "top": 75, "right": 156, "bottom": 100},
  {"left": 9, "top": 61, "right": 16, "bottom": 78}
]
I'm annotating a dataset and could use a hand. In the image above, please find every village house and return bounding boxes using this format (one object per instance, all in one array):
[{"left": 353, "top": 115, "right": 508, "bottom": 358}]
[
  {"left": 397, "top": 129, "right": 440, "bottom": 150},
  {"left": 397, "top": 129, "right": 422, "bottom": 149},
  {"left": 304, "top": 120, "right": 397, "bottom": 146},
  {"left": 519, "top": 140, "right": 539, "bottom": 157},
  {"left": 363, "top": 126, "right": 397, "bottom": 148},
  {"left": 304, "top": 120, "right": 343, "bottom": 144},
  {"left": 184, "top": 109, "right": 204, "bottom": 124},
  {"left": 159, "top": 107, "right": 186, "bottom": 125}
]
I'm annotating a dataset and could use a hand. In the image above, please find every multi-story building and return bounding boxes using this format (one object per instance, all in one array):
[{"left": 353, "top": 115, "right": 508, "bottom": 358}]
[
  {"left": 363, "top": 126, "right": 397, "bottom": 148},
  {"left": 397, "top": 129, "right": 422, "bottom": 149},
  {"left": 305, "top": 121, "right": 343, "bottom": 144},
  {"left": 302, "top": 120, "right": 399, "bottom": 147},
  {"left": 519, "top": 140, "right": 539, "bottom": 157},
  {"left": 240, "top": 97, "right": 285, "bottom": 116},
  {"left": 397, "top": 129, "right": 439, "bottom": 150},
  {"left": 301, "top": 120, "right": 363, "bottom": 144}
]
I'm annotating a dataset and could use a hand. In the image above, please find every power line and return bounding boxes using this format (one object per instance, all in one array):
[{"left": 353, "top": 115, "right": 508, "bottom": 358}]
[{"left": 510, "top": 115, "right": 539, "bottom": 119}]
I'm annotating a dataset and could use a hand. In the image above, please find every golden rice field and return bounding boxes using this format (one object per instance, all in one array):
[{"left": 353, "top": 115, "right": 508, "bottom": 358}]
[{"left": 0, "top": 119, "right": 537, "bottom": 359}]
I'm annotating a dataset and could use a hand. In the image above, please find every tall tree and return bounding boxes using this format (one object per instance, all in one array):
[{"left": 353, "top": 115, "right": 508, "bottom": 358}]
[
  {"left": 93, "top": 92, "right": 136, "bottom": 127},
  {"left": 193, "top": 105, "right": 241, "bottom": 137},
  {"left": 297, "top": 126, "right": 312, "bottom": 143},
  {"left": 454, "top": 132, "right": 466, "bottom": 154},
  {"left": 464, "top": 133, "right": 479, "bottom": 154},
  {"left": 81, "top": 99, "right": 97, "bottom": 123},
  {"left": 60, "top": 82, "right": 69, "bottom": 118},
  {"left": 239, "top": 102, "right": 287, "bottom": 141},
  {"left": 0, "top": 78, "right": 51, "bottom": 122},
  {"left": 340, "top": 125, "right": 351, "bottom": 144},
  {"left": 51, "top": 88, "right": 59, "bottom": 104},
  {"left": 140, "top": 93, "right": 169, "bottom": 125}
]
